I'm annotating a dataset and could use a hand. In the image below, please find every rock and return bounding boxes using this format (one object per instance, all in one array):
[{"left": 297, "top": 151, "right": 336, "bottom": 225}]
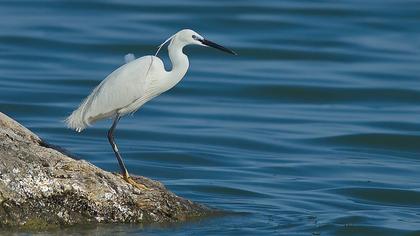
[{"left": 0, "top": 112, "right": 212, "bottom": 229}]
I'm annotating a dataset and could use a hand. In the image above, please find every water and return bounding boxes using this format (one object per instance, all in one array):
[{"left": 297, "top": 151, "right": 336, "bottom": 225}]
[{"left": 1, "top": 0, "right": 420, "bottom": 235}]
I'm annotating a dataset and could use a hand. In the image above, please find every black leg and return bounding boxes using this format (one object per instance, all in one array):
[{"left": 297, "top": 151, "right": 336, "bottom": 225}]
[{"left": 107, "top": 114, "right": 129, "bottom": 178}]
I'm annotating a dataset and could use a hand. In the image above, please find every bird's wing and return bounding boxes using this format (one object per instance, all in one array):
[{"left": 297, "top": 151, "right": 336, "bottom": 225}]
[{"left": 81, "top": 56, "right": 163, "bottom": 124}]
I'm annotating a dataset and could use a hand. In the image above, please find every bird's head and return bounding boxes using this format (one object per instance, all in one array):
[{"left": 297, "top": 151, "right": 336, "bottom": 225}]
[{"left": 174, "top": 29, "right": 237, "bottom": 55}]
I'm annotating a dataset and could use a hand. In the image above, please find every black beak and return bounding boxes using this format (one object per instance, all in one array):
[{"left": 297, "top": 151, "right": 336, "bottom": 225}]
[{"left": 199, "top": 39, "right": 237, "bottom": 55}]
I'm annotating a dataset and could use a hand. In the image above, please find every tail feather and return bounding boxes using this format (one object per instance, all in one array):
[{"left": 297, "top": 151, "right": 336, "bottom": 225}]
[
  {"left": 65, "top": 109, "right": 88, "bottom": 132},
  {"left": 65, "top": 93, "right": 96, "bottom": 132},
  {"left": 65, "top": 79, "right": 106, "bottom": 132}
]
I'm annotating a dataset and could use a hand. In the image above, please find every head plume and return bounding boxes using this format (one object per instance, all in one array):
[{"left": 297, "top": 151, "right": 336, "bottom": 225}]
[{"left": 155, "top": 34, "right": 175, "bottom": 56}]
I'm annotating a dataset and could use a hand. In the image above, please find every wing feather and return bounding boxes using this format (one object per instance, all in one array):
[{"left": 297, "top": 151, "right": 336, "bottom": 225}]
[{"left": 65, "top": 55, "right": 164, "bottom": 131}]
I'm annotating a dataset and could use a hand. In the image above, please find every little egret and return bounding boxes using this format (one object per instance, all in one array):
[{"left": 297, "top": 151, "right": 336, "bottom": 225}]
[{"left": 66, "top": 29, "right": 236, "bottom": 189}]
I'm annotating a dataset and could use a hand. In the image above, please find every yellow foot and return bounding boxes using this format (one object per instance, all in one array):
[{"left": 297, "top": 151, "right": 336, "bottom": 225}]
[{"left": 120, "top": 174, "right": 149, "bottom": 190}]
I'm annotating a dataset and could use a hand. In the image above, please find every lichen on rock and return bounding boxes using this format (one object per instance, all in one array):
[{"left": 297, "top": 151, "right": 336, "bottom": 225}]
[{"left": 0, "top": 112, "right": 211, "bottom": 229}]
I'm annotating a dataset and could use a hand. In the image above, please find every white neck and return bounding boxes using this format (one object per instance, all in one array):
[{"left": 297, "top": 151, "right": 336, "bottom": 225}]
[{"left": 163, "top": 39, "right": 189, "bottom": 91}]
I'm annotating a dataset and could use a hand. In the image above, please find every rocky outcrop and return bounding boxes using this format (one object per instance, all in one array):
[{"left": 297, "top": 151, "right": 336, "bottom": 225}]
[{"left": 0, "top": 112, "right": 211, "bottom": 229}]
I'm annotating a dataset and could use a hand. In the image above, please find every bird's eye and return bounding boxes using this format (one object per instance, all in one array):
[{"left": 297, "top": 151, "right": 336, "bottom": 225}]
[{"left": 192, "top": 35, "right": 198, "bottom": 40}]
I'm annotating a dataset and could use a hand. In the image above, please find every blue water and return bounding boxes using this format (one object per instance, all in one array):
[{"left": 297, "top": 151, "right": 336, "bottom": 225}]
[{"left": 1, "top": 0, "right": 420, "bottom": 235}]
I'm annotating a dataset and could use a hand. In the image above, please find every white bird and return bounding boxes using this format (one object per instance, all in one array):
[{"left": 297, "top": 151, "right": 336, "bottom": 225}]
[{"left": 65, "top": 29, "right": 236, "bottom": 189}]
